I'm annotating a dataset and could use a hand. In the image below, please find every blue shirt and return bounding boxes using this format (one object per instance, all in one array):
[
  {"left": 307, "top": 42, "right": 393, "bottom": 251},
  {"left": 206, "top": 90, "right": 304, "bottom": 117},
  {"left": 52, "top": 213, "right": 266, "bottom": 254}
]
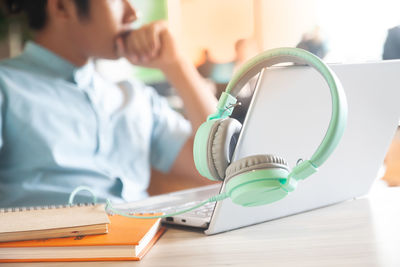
[{"left": 0, "top": 41, "right": 191, "bottom": 208}]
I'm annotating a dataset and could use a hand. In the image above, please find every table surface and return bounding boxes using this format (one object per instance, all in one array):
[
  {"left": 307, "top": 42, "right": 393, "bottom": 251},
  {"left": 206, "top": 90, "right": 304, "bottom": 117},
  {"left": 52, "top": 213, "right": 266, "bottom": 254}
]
[{"left": 3, "top": 181, "right": 400, "bottom": 267}]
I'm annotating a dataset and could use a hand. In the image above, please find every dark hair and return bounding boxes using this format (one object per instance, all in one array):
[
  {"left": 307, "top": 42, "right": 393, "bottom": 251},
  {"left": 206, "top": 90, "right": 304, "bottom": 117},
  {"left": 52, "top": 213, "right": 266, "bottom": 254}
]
[{"left": 5, "top": 0, "right": 90, "bottom": 30}]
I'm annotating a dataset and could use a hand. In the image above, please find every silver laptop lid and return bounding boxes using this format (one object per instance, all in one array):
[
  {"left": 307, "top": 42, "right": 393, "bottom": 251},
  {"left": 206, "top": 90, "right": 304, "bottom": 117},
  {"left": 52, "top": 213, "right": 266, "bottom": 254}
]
[{"left": 206, "top": 61, "right": 400, "bottom": 235}]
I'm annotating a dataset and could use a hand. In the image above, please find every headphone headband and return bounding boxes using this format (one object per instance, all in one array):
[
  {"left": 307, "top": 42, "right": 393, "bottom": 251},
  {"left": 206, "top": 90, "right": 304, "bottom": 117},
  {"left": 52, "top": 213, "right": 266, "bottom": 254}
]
[{"left": 212, "top": 47, "right": 347, "bottom": 181}]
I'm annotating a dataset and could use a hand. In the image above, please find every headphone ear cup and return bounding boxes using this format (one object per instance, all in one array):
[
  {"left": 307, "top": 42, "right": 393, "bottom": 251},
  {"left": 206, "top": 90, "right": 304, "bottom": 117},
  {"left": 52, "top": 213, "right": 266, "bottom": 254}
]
[
  {"left": 225, "top": 155, "right": 290, "bottom": 207},
  {"left": 193, "top": 119, "right": 220, "bottom": 180},
  {"left": 209, "top": 118, "right": 242, "bottom": 180}
]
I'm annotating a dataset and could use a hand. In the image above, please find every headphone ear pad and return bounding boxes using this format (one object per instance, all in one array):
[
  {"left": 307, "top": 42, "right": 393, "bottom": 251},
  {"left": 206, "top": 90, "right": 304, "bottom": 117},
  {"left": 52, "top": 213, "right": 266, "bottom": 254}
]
[
  {"left": 209, "top": 118, "right": 242, "bottom": 180},
  {"left": 225, "top": 155, "right": 290, "bottom": 207},
  {"left": 194, "top": 119, "right": 218, "bottom": 180}
]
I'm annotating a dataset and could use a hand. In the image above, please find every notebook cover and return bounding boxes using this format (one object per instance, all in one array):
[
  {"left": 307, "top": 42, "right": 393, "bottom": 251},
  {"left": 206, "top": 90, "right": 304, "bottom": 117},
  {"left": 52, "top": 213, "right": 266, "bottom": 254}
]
[
  {"left": 0, "top": 215, "right": 166, "bottom": 262},
  {"left": 0, "top": 204, "right": 110, "bottom": 233}
]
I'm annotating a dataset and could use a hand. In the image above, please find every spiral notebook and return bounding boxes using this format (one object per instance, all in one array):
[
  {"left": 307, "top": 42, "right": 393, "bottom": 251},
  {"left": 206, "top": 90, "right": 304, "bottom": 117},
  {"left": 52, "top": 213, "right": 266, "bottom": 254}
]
[{"left": 0, "top": 203, "right": 110, "bottom": 242}]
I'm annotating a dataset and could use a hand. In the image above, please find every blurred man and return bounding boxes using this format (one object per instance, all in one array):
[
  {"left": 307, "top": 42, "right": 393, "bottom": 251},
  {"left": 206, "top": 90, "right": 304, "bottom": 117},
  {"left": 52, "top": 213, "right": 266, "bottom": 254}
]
[
  {"left": 383, "top": 25, "right": 400, "bottom": 60},
  {"left": 296, "top": 27, "right": 328, "bottom": 59},
  {"left": 0, "top": 0, "right": 216, "bottom": 207}
]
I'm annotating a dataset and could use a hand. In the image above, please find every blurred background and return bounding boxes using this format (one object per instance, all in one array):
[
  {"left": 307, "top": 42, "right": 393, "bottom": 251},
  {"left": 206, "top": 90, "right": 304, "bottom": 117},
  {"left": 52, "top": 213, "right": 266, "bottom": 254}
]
[
  {"left": 1, "top": 0, "right": 400, "bottom": 187},
  {"left": 1, "top": 0, "right": 400, "bottom": 87}
]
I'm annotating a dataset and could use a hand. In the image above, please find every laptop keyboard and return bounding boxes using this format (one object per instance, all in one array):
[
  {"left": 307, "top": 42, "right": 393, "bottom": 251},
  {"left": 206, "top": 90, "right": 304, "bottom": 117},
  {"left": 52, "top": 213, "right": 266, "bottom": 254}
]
[{"left": 129, "top": 201, "right": 216, "bottom": 219}]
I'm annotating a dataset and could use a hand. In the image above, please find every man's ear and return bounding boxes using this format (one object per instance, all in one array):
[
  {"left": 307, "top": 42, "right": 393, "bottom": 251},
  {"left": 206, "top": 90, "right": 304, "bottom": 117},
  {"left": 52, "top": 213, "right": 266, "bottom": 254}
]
[{"left": 47, "top": 0, "right": 79, "bottom": 21}]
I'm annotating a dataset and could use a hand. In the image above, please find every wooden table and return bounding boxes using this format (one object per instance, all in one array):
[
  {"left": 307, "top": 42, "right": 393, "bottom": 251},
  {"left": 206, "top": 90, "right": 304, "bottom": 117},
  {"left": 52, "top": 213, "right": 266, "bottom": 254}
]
[{"left": 4, "top": 181, "right": 400, "bottom": 267}]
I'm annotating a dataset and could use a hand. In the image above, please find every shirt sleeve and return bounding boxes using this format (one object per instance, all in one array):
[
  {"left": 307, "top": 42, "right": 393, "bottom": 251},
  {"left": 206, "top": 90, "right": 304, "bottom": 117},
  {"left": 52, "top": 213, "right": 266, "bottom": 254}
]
[{"left": 147, "top": 86, "right": 192, "bottom": 173}]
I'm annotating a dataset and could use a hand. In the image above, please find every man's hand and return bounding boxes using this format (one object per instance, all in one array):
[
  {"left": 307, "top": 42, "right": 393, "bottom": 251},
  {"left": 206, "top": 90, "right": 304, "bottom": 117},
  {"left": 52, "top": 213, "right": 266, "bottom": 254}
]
[
  {"left": 116, "top": 19, "right": 216, "bottom": 130},
  {"left": 116, "top": 21, "right": 182, "bottom": 71},
  {"left": 115, "top": 22, "right": 218, "bottom": 190}
]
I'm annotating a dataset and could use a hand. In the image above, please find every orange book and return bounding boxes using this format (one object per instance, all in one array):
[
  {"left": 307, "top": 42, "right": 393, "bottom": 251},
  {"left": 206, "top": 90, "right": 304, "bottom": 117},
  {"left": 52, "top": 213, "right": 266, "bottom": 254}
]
[{"left": 0, "top": 215, "right": 166, "bottom": 262}]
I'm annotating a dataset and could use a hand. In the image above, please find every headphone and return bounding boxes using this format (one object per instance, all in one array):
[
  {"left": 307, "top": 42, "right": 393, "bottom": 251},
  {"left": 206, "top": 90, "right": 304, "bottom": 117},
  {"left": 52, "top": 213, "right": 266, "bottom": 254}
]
[
  {"left": 193, "top": 47, "right": 347, "bottom": 207},
  {"left": 77, "top": 47, "right": 347, "bottom": 219}
]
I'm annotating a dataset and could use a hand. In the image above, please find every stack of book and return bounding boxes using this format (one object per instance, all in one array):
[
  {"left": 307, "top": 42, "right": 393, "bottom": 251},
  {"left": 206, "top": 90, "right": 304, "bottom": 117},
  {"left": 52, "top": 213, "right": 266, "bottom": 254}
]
[{"left": 0, "top": 204, "right": 165, "bottom": 262}]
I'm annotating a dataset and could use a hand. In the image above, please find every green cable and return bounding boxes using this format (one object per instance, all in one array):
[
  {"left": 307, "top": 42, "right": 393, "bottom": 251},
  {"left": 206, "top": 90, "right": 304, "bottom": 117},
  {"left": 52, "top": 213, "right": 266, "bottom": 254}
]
[
  {"left": 68, "top": 186, "right": 97, "bottom": 205},
  {"left": 68, "top": 185, "right": 229, "bottom": 219},
  {"left": 105, "top": 193, "right": 229, "bottom": 219}
]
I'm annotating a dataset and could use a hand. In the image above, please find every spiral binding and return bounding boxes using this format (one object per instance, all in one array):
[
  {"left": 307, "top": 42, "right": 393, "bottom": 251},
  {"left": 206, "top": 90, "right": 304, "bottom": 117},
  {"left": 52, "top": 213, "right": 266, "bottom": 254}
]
[{"left": 0, "top": 203, "right": 97, "bottom": 213}]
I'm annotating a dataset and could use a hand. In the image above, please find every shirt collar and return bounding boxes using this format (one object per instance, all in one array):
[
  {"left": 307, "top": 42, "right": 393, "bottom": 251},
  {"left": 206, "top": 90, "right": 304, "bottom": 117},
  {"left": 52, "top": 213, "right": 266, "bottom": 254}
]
[{"left": 22, "top": 41, "right": 95, "bottom": 89}]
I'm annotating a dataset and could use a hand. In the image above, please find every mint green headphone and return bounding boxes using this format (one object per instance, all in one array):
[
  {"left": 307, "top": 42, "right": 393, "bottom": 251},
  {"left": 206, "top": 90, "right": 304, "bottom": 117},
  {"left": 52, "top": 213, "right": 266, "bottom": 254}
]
[
  {"left": 193, "top": 47, "right": 347, "bottom": 207},
  {"left": 72, "top": 48, "right": 348, "bottom": 220}
]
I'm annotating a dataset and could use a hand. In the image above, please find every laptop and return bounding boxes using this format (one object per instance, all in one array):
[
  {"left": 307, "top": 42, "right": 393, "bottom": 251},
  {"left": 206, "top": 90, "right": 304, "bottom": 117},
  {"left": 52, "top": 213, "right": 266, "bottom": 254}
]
[{"left": 115, "top": 60, "right": 400, "bottom": 235}]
